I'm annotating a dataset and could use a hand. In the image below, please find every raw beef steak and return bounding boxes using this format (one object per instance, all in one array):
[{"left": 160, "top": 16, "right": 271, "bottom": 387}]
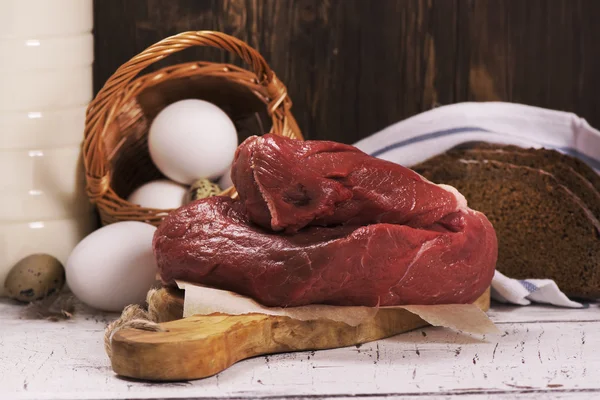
[
  {"left": 232, "top": 135, "right": 465, "bottom": 233},
  {"left": 153, "top": 135, "right": 498, "bottom": 307}
]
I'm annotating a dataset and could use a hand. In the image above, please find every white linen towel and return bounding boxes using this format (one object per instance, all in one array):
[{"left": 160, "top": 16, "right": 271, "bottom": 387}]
[{"left": 353, "top": 102, "right": 600, "bottom": 308}]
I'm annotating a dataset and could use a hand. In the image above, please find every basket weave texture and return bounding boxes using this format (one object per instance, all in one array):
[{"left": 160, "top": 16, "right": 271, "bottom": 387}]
[{"left": 83, "top": 31, "right": 303, "bottom": 227}]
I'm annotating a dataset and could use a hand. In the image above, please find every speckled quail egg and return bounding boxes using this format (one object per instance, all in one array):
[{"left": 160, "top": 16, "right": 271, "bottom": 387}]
[
  {"left": 188, "top": 178, "right": 222, "bottom": 202},
  {"left": 4, "top": 254, "right": 65, "bottom": 302}
]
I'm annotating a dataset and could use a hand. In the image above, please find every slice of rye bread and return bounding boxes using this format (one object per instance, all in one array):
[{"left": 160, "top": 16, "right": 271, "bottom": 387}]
[
  {"left": 414, "top": 157, "right": 600, "bottom": 299},
  {"left": 455, "top": 142, "right": 600, "bottom": 193},
  {"left": 433, "top": 147, "right": 600, "bottom": 221}
]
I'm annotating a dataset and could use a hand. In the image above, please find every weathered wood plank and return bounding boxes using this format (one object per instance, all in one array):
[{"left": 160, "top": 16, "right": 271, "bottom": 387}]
[
  {"left": 1, "top": 299, "right": 598, "bottom": 399},
  {"left": 277, "top": 392, "right": 600, "bottom": 400},
  {"left": 93, "top": 0, "right": 600, "bottom": 144}
]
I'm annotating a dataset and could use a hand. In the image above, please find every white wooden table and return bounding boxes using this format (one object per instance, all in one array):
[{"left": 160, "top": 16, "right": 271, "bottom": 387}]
[{"left": 1, "top": 298, "right": 598, "bottom": 400}]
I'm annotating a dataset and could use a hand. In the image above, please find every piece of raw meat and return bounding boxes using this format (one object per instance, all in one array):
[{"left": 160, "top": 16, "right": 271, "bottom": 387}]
[
  {"left": 232, "top": 135, "right": 465, "bottom": 233},
  {"left": 154, "top": 135, "right": 498, "bottom": 307},
  {"left": 154, "top": 197, "right": 496, "bottom": 307}
]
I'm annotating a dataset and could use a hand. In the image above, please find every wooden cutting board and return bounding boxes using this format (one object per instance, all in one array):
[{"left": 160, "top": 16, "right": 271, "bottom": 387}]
[{"left": 110, "top": 288, "right": 490, "bottom": 382}]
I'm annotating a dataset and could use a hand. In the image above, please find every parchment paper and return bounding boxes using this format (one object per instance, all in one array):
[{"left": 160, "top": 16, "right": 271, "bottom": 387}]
[{"left": 176, "top": 281, "right": 499, "bottom": 335}]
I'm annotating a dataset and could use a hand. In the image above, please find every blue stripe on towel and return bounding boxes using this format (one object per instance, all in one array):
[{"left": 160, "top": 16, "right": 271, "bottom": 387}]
[
  {"left": 369, "top": 126, "right": 600, "bottom": 170},
  {"left": 519, "top": 280, "right": 539, "bottom": 294},
  {"left": 369, "top": 127, "right": 491, "bottom": 157}
]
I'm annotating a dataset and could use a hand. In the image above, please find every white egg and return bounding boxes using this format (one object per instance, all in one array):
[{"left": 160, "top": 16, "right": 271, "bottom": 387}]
[
  {"left": 65, "top": 221, "right": 158, "bottom": 312},
  {"left": 218, "top": 165, "right": 234, "bottom": 189},
  {"left": 127, "top": 179, "right": 188, "bottom": 209},
  {"left": 148, "top": 99, "right": 238, "bottom": 184}
]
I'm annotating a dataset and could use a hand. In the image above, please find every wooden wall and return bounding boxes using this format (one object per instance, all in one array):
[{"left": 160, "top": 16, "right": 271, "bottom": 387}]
[{"left": 93, "top": 0, "right": 600, "bottom": 143}]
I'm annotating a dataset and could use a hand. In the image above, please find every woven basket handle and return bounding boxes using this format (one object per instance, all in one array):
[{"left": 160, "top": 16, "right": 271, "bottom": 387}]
[{"left": 84, "top": 31, "right": 287, "bottom": 200}]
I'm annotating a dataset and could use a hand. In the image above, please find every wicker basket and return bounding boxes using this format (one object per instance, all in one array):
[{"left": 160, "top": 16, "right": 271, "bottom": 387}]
[{"left": 83, "top": 31, "right": 303, "bottom": 227}]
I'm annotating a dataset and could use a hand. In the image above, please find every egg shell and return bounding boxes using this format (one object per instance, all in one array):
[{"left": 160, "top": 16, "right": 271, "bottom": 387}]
[
  {"left": 127, "top": 179, "right": 188, "bottom": 210},
  {"left": 148, "top": 99, "right": 238, "bottom": 184},
  {"left": 4, "top": 253, "right": 65, "bottom": 302},
  {"left": 218, "top": 165, "right": 234, "bottom": 189},
  {"left": 65, "top": 221, "right": 158, "bottom": 312}
]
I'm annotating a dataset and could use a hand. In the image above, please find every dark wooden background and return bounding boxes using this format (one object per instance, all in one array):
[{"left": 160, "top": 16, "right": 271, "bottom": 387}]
[{"left": 93, "top": 0, "right": 600, "bottom": 144}]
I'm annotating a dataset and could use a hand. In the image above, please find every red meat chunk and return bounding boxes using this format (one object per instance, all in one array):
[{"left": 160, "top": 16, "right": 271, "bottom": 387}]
[{"left": 153, "top": 134, "right": 497, "bottom": 307}]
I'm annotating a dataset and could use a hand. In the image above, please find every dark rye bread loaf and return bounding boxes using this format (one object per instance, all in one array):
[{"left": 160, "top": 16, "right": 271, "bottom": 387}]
[
  {"left": 414, "top": 156, "right": 600, "bottom": 299},
  {"left": 461, "top": 142, "right": 600, "bottom": 193},
  {"left": 439, "top": 147, "right": 600, "bottom": 221}
]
